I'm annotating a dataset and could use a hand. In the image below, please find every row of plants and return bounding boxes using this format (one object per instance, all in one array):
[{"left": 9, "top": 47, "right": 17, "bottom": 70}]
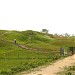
[{"left": 0, "top": 55, "right": 61, "bottom": 75}]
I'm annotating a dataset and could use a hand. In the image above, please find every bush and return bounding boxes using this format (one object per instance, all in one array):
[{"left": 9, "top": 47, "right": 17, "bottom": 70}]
[
  {"left": 29, "top": 62, "right": 38, "bottom": 68},
  {"left": 65, "top": 72, "right": 72, "bottom": 75},
  {"left": 0, "top": 70, "right": 11, "bottom": 75},
  {"left": 69, "top": 66, "right": 75, "bottom": 71}
]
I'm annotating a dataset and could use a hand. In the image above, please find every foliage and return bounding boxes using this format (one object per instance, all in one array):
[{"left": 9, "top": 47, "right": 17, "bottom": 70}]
[{"left": 0, "top": 30, "right": 75, "bottom": 75}]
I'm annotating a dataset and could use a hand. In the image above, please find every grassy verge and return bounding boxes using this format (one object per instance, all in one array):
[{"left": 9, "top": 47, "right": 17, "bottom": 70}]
[{"left": 57, "top": 64, "right": 75, "bottom": 75}]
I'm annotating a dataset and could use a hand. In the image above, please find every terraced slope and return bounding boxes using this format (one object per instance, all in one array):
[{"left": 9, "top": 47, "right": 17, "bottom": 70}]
[{"left": 0, "top": 30, "right": 75, "bottom": 75}]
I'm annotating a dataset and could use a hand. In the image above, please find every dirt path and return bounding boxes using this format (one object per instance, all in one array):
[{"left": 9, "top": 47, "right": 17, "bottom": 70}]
[{"left": 21, "top": 55, "right": 75, "bottom": 75}]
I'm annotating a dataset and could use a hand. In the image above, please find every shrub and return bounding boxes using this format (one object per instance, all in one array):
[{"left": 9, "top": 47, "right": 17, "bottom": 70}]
[
  {"left": 65, "top": 72, "right": 72, "bottom": 75},
  {"left": 0, "top": 70, "right": 11, "bottom": 75},
  {"left": 69, "top": 66, "right": 75, "bottom": 71},
  {"left": 29, "top": 62, "right": 38, "bottom": 68}
]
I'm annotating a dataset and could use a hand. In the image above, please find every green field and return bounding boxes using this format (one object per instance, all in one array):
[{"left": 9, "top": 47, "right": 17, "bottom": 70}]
[{"left": 0, "top": 30, "right": 75, "bottom": 75}]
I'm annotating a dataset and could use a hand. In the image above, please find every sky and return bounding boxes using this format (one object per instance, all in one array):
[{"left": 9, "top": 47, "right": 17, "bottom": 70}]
[{"left": 0, "top": 0, "right": 75, "bottom": 34}]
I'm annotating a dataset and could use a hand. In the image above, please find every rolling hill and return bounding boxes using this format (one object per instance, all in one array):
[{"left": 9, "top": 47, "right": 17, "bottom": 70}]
[{"left": 0, "top": 30, "right": 75, "bottom": 75}]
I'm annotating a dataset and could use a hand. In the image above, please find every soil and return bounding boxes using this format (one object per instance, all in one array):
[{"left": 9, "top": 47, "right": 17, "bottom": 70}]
[{"left": 22, "top": 55, "right": 75, "bottom": 75}]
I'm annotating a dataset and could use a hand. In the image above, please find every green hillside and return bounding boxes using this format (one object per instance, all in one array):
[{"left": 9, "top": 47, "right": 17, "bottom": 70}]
[{"left": 0, "top": 30, "right": 75, "bottom": 75}]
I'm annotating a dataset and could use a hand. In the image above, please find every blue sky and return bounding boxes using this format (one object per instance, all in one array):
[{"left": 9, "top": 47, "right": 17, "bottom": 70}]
[{"left": 0, "top": 0, "right": 75, "bottom": 34}]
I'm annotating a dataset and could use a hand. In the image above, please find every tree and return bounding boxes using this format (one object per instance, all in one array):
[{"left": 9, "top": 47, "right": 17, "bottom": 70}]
[
  {"left": 42, "top": 29, "right": 48, "bottom": 34},
  {"left": 64, "top": 33, "right": 70, "bottom": 37}
]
